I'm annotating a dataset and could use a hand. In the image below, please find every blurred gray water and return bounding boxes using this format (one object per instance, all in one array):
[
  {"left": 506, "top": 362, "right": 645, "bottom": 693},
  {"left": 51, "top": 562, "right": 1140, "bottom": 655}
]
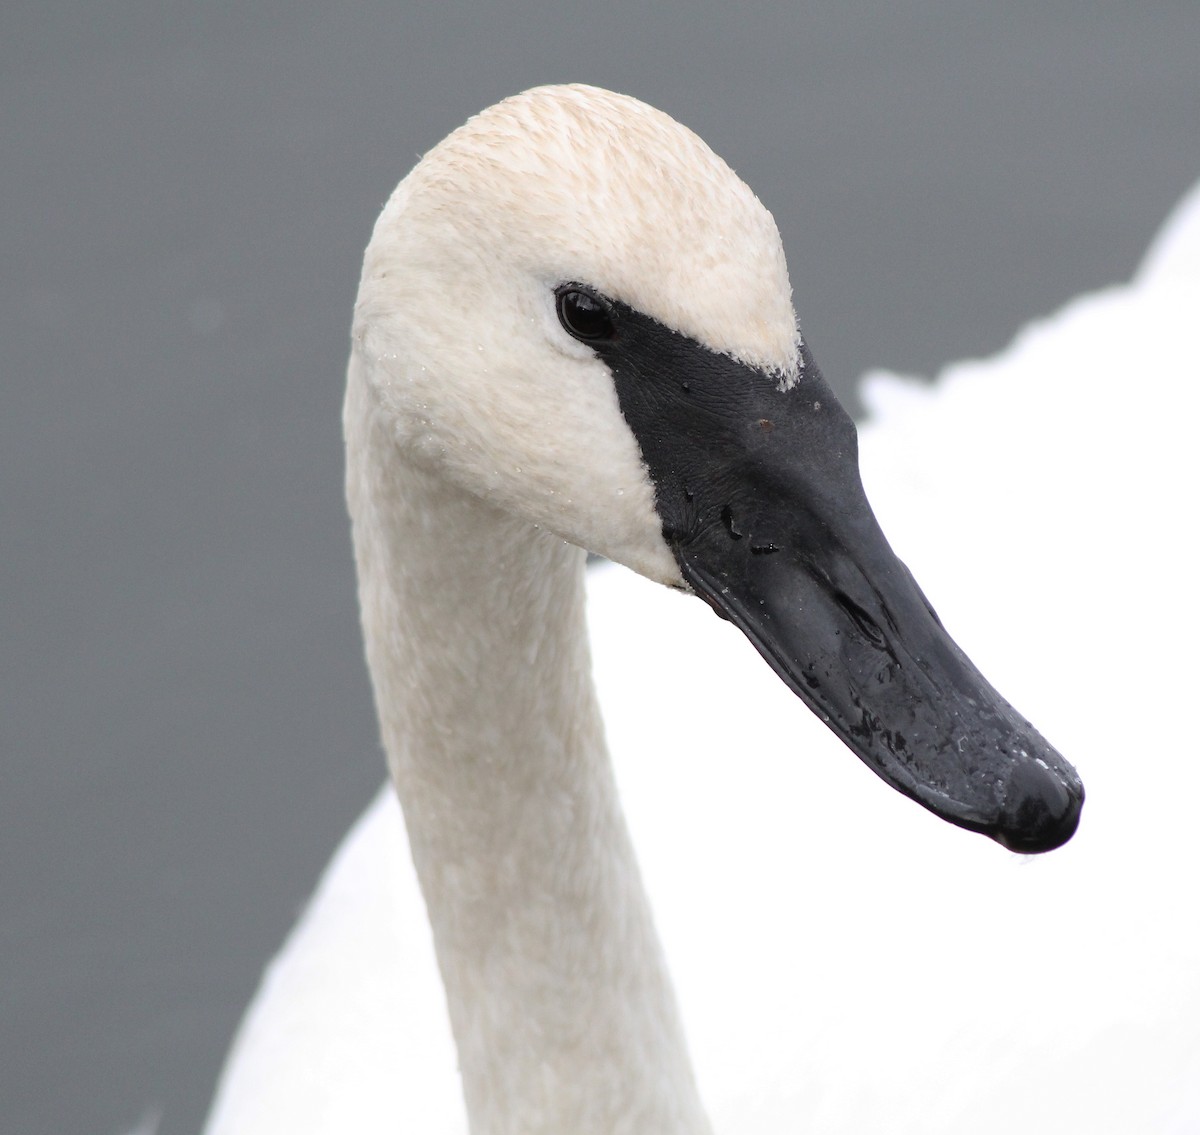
[{"left": 3, "top": 3, "right": 1197, "bottom": 1132}]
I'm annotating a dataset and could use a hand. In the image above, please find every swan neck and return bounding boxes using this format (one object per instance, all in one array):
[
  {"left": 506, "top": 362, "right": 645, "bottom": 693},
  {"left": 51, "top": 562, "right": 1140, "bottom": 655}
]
[{"left": 345, "top": 366, "right": 712, "bottom": 1135}]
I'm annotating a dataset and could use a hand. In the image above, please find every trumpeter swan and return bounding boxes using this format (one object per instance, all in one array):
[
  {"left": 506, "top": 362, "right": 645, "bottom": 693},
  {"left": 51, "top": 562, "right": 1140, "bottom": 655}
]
[{"left": 201, "top": 85, "right": 1131, "bottom": 1134}]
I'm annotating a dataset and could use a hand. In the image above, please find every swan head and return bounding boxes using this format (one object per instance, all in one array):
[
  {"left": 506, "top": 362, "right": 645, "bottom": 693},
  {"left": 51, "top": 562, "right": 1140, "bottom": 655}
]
[
  {"left": 352, "top": 84, "right": 798, "bottom": 582},
  {"left": 350, "top": 84, "right": 1083, "bottom": 853}
]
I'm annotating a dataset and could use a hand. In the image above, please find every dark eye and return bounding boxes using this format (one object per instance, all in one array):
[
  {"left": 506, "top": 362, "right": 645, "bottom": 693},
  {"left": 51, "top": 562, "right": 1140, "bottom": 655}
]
[{"left": 556, "top": 285, "right": 615, "bottom": 342}]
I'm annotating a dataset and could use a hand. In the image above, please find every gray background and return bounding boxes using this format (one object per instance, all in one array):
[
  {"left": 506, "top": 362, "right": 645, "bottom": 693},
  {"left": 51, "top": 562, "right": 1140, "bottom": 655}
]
[{"left": 3, "top": 3, "right": 1197, "bottom": 1133}]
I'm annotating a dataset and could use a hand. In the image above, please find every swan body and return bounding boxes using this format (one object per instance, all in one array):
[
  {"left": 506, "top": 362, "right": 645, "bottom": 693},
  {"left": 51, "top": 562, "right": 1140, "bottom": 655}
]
[{"left": 204, "top": 88, "right": 1199, "bottom": 1133}]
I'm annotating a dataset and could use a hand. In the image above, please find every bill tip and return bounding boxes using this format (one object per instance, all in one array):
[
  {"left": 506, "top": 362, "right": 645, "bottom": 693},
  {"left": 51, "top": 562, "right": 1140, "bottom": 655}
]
[{"left": 993, "top": 756, "right": 1084, "bottom": 854}]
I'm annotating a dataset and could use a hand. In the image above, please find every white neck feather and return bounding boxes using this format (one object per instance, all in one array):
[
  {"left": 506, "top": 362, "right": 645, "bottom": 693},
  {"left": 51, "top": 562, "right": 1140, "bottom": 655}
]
[{"left": 344, "top": 362, "right": 713, "bottom": 1135}]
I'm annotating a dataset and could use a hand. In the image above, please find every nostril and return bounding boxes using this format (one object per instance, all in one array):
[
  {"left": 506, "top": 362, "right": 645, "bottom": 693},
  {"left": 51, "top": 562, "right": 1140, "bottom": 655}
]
[
  {"left": 721, "top": 504, "right": 744, "bottom": 540},
  {"left": 833, "top": 590, "right": 886, "bottom": 648},
  {"left": 994, "top": 758, "right": 1084, "bottom": 854}
]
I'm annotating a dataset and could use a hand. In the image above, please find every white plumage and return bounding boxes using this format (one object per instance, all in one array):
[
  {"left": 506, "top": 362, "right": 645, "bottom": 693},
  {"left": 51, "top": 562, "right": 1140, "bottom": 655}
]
[{"left": 204, "top": 87, "right": 1200, "bottom": 1133}]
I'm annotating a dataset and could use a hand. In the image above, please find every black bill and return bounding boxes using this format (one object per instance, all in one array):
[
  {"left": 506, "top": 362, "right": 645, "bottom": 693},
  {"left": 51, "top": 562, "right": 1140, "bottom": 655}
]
[{"left": 590, "top": 293, "right": 1083, "bottom": 853}]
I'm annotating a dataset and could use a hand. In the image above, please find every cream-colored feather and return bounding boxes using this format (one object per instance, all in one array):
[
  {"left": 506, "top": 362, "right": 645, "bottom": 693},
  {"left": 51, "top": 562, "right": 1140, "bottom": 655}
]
[
  {"left": 339, "top": 84, "right": 811, "bottom": 1134},
  {"left": 203, "top": 88, "right": 1200, "bottom": 1134}
]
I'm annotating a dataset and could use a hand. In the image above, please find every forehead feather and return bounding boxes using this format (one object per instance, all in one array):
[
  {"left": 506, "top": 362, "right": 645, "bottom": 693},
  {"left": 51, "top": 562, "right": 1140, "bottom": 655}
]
[{"left": 400, "top": 84, "right": 799, "bottom": 378}]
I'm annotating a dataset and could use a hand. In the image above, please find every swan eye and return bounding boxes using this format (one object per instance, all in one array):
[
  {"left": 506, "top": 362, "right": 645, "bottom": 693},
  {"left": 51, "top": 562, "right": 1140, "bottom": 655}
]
[{"left": 556, "top": 286, "right": 615, "bottom": 342}]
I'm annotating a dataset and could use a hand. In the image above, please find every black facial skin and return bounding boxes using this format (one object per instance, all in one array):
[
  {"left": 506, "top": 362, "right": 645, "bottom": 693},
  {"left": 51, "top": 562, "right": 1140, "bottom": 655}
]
[{"left": 556, "top": 284, "right": 1083, "bottom": 853}]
